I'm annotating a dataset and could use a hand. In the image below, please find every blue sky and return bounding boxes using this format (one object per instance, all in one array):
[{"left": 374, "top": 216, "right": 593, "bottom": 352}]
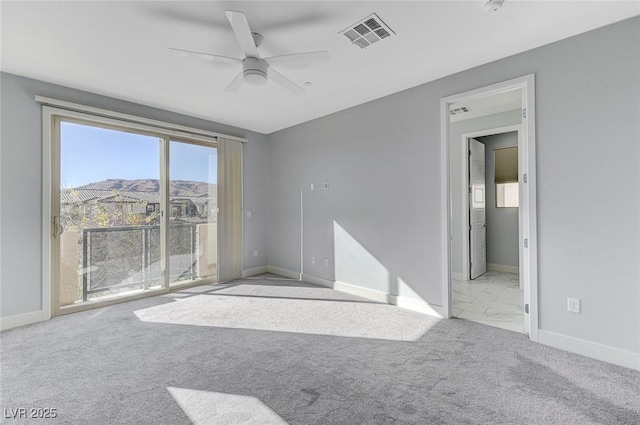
[{"left": 61, "top": 122, "right": 217, "bottom": 187}]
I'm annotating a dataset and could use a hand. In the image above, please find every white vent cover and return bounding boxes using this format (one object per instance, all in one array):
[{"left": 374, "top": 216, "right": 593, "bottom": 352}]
[
  {"left": 340, "top": 13, "right": 395, "bottom": 49},
  {"left": 450, "top": 106, "right": 472, "bottom": 116}
]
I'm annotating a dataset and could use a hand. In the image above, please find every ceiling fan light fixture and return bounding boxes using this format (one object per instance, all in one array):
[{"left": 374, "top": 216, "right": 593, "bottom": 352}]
[
  {"left": 244, "top": 69, "right": 268, "bottom": 86},
  {"left": 243, "top": 57, "right": 268, "bottom": 86}
]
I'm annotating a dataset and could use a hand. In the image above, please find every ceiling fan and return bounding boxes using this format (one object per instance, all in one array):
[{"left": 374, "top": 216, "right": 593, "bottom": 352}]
[{"left": 170, "top": 11, "right": 329, "bottom": 94}]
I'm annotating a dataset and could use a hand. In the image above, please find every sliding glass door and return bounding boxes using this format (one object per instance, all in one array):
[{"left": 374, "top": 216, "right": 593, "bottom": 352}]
[
  {"left": 168, "top": 140, "right": 218, "bottom": 287},
  {"left": 54, "top": 117, "right": 219, "bottom": 313},
  {"left": 58, "top": 121, "right": 164, "bottom": 306}
]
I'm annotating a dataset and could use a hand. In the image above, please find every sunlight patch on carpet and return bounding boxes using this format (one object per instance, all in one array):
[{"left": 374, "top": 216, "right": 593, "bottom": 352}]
[
  {"left": 135, "top": 292, "right": 437, "bottom": 341},
  {"left": 168, "top": 387, "right": 287, "bottom": 425}
]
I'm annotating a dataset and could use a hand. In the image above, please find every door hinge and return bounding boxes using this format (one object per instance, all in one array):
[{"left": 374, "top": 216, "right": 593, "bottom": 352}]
[
  {"left": 523, "top": 173, "right": 527, "bottom": 183},
  {"left": 524, "top": 238, "right": 529, "bottom": 248},
  {"left": 525, "top": 304, "right": 529, "bottom": 314},
  {"left": 522, "top": 108, "right": 527, "bottom": 118}
]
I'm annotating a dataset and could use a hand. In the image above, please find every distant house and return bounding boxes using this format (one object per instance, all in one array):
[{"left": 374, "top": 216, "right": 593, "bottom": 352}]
[
  {"left": 170, "top": 197, "right": 198, "bottom": 218},
  {"left": 60, "top": 189, "right": 216, "bottom": 225}
]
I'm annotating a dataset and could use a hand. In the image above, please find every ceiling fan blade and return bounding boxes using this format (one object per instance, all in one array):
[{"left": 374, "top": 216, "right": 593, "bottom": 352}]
[
  {"left": 268, "top": 68, "right": 305, "bottom": 95},
  {"left": 264, "top": 51, "right": 329, "bottom": 67},
  {"left": 169, "top": 48, "right": 242, "bottom": 65},
  {"left": 224, "top": 70, "right": 245, "bottom": 92},
  {"left": 225, "top": 11, "right": 260, "bottom": 59}
]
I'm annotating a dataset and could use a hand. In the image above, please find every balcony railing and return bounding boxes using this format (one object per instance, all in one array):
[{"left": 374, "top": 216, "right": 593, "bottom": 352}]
[{"left": 81, "top": 224, "right": 196, "bottom": 300}]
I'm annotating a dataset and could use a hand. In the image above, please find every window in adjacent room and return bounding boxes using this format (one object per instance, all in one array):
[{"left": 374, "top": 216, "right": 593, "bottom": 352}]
[{"left": 494, "top": 145, "right": 518, "bottom": 208}]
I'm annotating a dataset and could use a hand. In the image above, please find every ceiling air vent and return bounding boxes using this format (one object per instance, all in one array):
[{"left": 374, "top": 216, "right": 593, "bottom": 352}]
[
  {"left": 450, "top": 106, "right": 472, "bottom": 116},
  {"left": 340, "top": 13, "right": 395, "bottom": 49}
]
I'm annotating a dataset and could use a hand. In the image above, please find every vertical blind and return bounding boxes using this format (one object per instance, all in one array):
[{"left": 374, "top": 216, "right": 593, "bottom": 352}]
[
  {"left": 494, "top": 146, "right": 518, "bottom": 183},
  {"left": 217, "top": 137, "right": 243, "bottom": 282}
]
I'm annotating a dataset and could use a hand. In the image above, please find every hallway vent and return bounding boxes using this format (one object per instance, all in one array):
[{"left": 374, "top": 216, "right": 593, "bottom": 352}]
[
  {"left": 450, "top": 106, "right": 472, "bottom": 116},
  {"left": 340, "top": 13, "right": 395, "bottom": 49}
]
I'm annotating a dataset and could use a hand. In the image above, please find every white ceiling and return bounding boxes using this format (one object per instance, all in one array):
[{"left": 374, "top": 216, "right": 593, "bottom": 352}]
[{"left": 1, "top": 1, "right": 638, "bottom": 134}]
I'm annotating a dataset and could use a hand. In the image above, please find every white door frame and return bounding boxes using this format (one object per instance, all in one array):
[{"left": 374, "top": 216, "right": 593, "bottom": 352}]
[
  {"left": 440, "top": 74, "right": 538, "bottom": 341},
  {"left": 461, "top": 125, "right": 521, "bottom": 282}
]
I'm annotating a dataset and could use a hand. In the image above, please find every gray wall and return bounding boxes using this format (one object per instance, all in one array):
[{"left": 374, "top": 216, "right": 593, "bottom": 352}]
[
  {"left": 268, "top": 91, "right": 443, "bottom": 303},
  {"left": 0, "top": 72, "right": 269, "bottom": 318},
  {"left": 449, "top": 110, "right": 521, "bottom": 274},
  {"left": 477, "top": 132, "right": 519, "bottom": 268},
  {"left": 267, "top": 17, "right": 640, "bottom": 353}
]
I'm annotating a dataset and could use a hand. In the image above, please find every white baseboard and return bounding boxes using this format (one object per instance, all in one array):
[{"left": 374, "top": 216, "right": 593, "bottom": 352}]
[
  {"left": 333, "top": 280, "right": 390, "bottom": 303},
  {"left": 0, "top": 310, "right": 47, "bottom": 331},
  {"left": 332, "top": 280, "right": 443, "bottom": 319},
  {"left": 301, "top": 273, "right": 333, "bottom": 288},
  {"left": 487, "top": 263, "right": 519, "bottom": 273},
  {"left": 389, "top": 295, "right": 444, "bottom": 318},
  {"left": 266, "top": 265, "right": 301, "bottom": 280},
  {"left": 538, "top": 330, "right": 640, "bottom": 371},
  {"left": 242, "top": 266, "right": 268, "bottom": 277}
]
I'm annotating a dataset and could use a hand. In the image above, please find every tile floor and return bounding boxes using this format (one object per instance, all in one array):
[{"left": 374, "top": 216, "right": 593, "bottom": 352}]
[{"left": 452, "top": 271, "right": 524, "bottom": 333}]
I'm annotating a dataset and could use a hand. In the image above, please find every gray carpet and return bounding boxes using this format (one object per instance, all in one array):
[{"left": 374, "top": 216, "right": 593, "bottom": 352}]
[{"left": 1, "top": 275, "right": 638, "bottom": 424}]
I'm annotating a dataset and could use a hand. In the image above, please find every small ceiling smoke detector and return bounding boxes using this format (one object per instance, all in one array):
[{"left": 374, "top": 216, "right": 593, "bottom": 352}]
[
  {"left": 483, "top": 0, "right": 504, "bottom": 12},
  {"left": 340, "top": 13, "right": 395, "bottom": 49}
]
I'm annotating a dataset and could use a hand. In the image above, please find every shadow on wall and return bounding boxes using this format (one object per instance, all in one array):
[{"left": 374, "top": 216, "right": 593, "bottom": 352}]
[
  {"left": 333, "top": 220, "right": 441, "bottom": 315},
  {"left": 333, "top": 220, "right": 389, "bottom": 293}
]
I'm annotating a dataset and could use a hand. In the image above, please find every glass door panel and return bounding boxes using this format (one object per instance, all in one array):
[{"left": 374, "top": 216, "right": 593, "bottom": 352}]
[
  {"left": 58, "top": 121, "right": 162, "bottom": 307},
  {"left": 168, "top": 140, "right": 218, "bottom": 286}
]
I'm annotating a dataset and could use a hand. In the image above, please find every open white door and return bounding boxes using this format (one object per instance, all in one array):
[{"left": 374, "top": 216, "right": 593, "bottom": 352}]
[{"left": 469, "top": 138, "right": 487, "bottom": 279}]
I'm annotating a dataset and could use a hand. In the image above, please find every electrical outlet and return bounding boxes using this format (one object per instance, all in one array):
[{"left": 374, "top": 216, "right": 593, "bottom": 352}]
[
  {"left": 311, "top": 257, "right": 315, "bottom": 265},
  {"left": 253, "top": 250, "right": 259, "bottom": 258},
  {"left": 323, "top": 182, "right": 329, "bottom": 190},
  {"left": 567, "top": 297, "right": 581, "bottom": 313},
  {"left": 324, "top": 258, "right": 329, "bottom": 267}
]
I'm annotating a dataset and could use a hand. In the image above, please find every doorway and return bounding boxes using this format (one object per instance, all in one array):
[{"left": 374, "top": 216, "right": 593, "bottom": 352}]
[
  {"left": 454, "top": 130, "right": 524, "bottom": 333},
  {"left": 440, "top": 75, "right": 538, "bottom": 341}
]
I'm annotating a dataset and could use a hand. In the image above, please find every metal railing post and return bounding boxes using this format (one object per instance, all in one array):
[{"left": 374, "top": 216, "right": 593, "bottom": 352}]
[
  {"left": 82, "top": 230, "right": 88, "bottom": 301},
  {"left": 191, "top": 224, "right": 196, "bottom": 280},
  {"left": 142, "top": 227, "right": 149, "bottom": 287}
]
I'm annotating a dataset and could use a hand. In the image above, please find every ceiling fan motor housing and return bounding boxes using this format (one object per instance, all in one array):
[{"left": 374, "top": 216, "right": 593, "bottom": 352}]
[{"left": 243, "top": 57, "right": 268, "bottom": 85}]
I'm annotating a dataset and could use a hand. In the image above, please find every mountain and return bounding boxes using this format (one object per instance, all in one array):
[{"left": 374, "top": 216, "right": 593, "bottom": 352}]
[{"left": 78, "top": 179, "right": 216, "bottom": 197}]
